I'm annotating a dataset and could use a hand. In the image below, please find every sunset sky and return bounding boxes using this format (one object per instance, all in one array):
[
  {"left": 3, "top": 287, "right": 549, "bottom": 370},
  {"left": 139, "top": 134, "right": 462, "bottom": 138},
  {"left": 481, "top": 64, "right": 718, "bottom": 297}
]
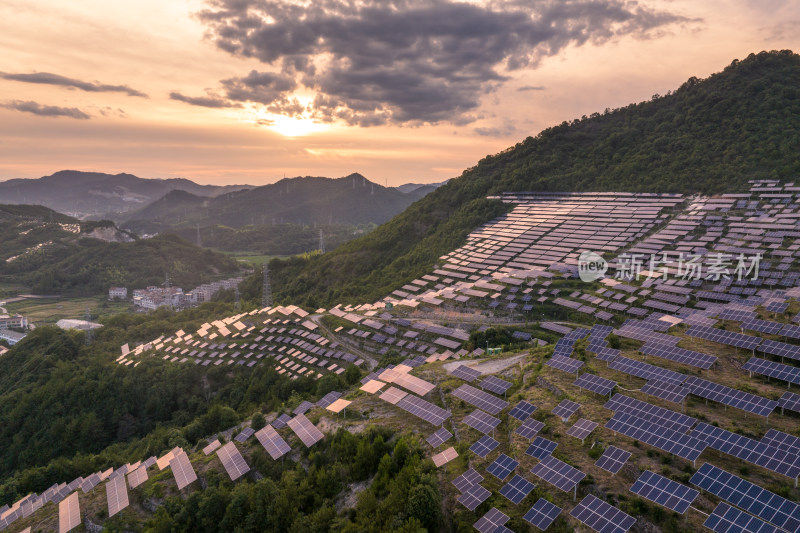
[{"left": 0, "top": 0, "right": 797, "bottom": 186}]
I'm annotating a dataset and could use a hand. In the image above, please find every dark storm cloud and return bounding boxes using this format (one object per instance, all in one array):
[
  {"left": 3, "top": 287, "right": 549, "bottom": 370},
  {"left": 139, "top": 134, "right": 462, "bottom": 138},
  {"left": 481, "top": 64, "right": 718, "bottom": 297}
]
[
  {"left": 0, "top": 71, "right": 148, "bottom": 98},
  {"left": 1, "top": 100, "right": 91, "bottom": 119},
  {"left": 197, "top": 0, "right": 696, "bottom": 126}
]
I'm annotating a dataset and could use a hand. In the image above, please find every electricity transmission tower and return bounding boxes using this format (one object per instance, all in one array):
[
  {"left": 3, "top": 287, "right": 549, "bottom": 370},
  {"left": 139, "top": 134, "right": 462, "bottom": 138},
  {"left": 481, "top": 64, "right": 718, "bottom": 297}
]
[{"left": 262, "top": 263, "right": 273, "bottom": 308}]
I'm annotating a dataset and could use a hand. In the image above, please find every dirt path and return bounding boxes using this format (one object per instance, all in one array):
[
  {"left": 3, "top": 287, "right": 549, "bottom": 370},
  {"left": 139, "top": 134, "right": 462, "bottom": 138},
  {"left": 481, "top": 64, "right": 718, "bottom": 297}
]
[
  {"left": 309, "top": 314, "right": 378, "bottom": 369},
  {"left": 442, "top": 353, "right": 528, "bottom": 375}
]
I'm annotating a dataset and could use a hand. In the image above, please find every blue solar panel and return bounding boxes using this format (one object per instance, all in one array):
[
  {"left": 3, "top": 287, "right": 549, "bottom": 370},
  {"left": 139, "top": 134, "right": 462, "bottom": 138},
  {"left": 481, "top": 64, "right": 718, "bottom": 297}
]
[
  {"left": 604, "top": 394, "right": 696, "bottom": 433},
  {"left": 690, "top": 462, "right": 800, "bottom": 531},
  {"left": 531, "top": 454, "right": 585, "bottom": 493},
  {"left": 452, "top": 467, "right": 483, "bottom": 493},
  {"left": 594, "top": 445, "right": 631, "bottom": 474},
  {"left": 515, "top": 418, "right": 545, "bottom": 440},
  {"left": 487, "top": 454, "right": 518, "bottom": 481},
  {"left": 570, "top": 495, "right": 636, "bottom": 533},
  {"left": 552, "top": 399, "right": 580, "bottom": 421},
  {"left": 683, "top": 377, "right": 777, "bottom": 416},
  {"left": 523, "top": 498, "right": 562, "bottom": 531},
  {"left": 704, "top": 502, "right": 779, "bottom": 533},
  {"left": 629, "top": 470, "right": 698, "bottom": 514},
  {"left": 573, "top": 373, "right": 616, "bottom": 395},
  {"left": 525, "top": 436, "right": 558, "bottom": 459},
  {"left": 470, "top": 435, "right": 500, "bottom": 458},
  {"left": 605, "top": 412, "right": 706, "bottom": 462},
  {"left": 509, "top": 400, "right": 537, "bottom": 421},
  {"left": 499, "top": 474, "right": 535, "bottom": 504},
  {"left": 463, "top": 409, "right": 501, "bottom": 434}
]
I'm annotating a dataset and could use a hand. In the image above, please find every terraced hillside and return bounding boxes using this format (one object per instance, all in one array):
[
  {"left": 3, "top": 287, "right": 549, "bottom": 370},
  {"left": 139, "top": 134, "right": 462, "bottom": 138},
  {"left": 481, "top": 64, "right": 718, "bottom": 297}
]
[{"left": 7, "top": 180, "right": 800, "bottom": 532}]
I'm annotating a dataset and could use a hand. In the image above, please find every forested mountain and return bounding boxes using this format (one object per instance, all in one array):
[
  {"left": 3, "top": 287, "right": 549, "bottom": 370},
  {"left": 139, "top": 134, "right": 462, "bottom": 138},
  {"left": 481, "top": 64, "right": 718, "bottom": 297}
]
[
  {"left": 119, "top": 173, "right": 436, "bottom": 234},
  {"left": 0, "top": 170, "right": 250, "bottom": 218},
  {"left": 0, "top": 204, "right": 239, "bottom": 294},
  {"left": 262, "top": 50, "right": 800, "bottom": 307}
]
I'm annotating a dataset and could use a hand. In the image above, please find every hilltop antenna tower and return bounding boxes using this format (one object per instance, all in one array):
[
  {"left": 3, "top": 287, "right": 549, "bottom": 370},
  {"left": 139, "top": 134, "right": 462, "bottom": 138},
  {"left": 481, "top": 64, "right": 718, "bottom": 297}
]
[
  {"left": 234, "top": 286, "right": 241, "bottom": 312},
  {"left": 319, "top": 229, "right": 326, "bottom": 253},
  {"left": 84, "top": 307, "right": 94, "bottom": 346},
  {"left": 262, "top": 263, "right": 273, "bottom": 308}
]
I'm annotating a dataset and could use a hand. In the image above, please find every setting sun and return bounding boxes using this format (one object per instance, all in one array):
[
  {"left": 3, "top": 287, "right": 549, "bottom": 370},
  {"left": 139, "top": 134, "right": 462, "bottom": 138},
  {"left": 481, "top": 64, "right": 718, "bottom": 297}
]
[{"left": 266, "top": 114, "right": 331, "bottom": 137}]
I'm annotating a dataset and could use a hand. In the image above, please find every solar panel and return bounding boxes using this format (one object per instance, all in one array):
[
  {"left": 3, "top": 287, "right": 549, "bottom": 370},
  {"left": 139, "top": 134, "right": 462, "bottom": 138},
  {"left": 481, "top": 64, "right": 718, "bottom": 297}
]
[
  {"left": 640, "top": 379, "right": 689, "bottom": 404},
  {"left": 499, "top": 474, "right": 535, "bottom": 504},
  {"left": 451, "top": 384, "right": 508, "bottom": 415},
  {"left": 573, "top": 373, "right": 616, "bottom": 396},
  {"left": 685, "top": 325, "right": 761, "bottom": 350},
  {"left": 470, "top": 435, "right": 500, "bottom": 458},
  {"left": 704, "top": 502, "right": 780, "bottom": 533},
  {"left": 742, "top": 318, "right": 784, "bottom": 335},
  {"left": 605, "top": 412, "right": 706, "bottom": 462},
  {"left": 690, "top": 462, "right": 800, "bottom": 531},
  {"left": 426, "top": 427, "right": 453, "bottom": 448},
  {"left": 604, "top": 394, "right": 696, "bottom": 433},
  {"left": 595, "top": 347, "right": 621, "bottom": 362},
  {"left": 552, "top": 399, "right": 580, "bottom": 421},
  {"left": 743, "top": 356, "right": 800, "bottom": 385},
  {"left": 570, "top": 494, "right": 636, "bottom": 533},
  {"left": 452, "top": 467, "right": 483, "bottom": 493},
  {"left": 234, "top": 427, "right": 255, "bottom": 443},
  {"left": 487, "top": 453, "right": 519, "bottom": 481},
  {"left": 272, "top": 413, "right": 292, "bottom": 429},
  {"left": 255, "top": 425, "right": 291, "bottom": 459},
  {"left": 457, "top": 482, "right": 491, "bottom": 511},
  {"left": 379, "top": 386, "right": 408, "bottom": 404},
  {"left": 474, "top": 507, "right": 510, "bottom": 533},
  {"left": 508, "top": 400, "right": 537, "bottom": 421},
  {"left": 127, "top": 466, "right": 148, "bottom": 489},
  {"left": 317, "top": 390, "right": 343, "bottom": 408},
  {"left": 608, "top": 356, "right": 686, "bottom": 386},
  {"left": 530, "top": 454, "right": 585, "bottom": 492},
  {"left": 513, "top": 418, "right": 544, "bottom": 442},
  {"left": 639, "top": 342, "right": 717, "bottom": 370},
  {"left": 629, "top": 470, "right": 698, "bottom": 514},
  {"left": 566, "top": 418, "right": 598, "bottom": 440},
  {"left": 287, "top": 414, "right": 325, "bottom": 447},
  {"left": 58, "top": 492, "right": 80, "bottom": 533},
  {"left": 396, "top": 394, "right": 451, "bottom": 425},
  {"left": 203, "top": 439, "right": 222, "bottom": 455},
  {"left": 594, "top": 445, "right": 631, "bottom": 474},
  {"left": 450, "top": 364, "right": 482, "bottom": 382},
  {"left": 690, "top": 423, "right": 800, "bottom": 479},
  {"left": 217, "top": 442, "right": 250, "bottom": 481},
  {"left": 169, "top": 451, "right": 197, "bottom": 490},
  {"left": 293, "top": 400, "right": 314, "bottom": 415},
  {"left": 759, "top": 339, "right": 800, "bottom": 362},
  {"left": 545, "top": 354, "right": 584, "bottom": 374},
  {"left": 683, "top": 376, "right": 777, "bottom": 416},
  {"left": 523, "top": 498, "right": 562, "bottom": 531},
  {"left": 779, "top": 390, "right": 800, "bottom": 414},
  {"left": 525, "top": 436, "right": 558, "bottom": 459},
  {"left": 463, "top": 409, "right": 502, "bottom": 434},
  {"left": 431, "top": 446, "right": 458, "bottom": 467},
  {"left": 479, "top": 375, "right": 513, "bottom": 394},
  {"left": 106, "top": 473, "right": 130, "bottom": 518}
]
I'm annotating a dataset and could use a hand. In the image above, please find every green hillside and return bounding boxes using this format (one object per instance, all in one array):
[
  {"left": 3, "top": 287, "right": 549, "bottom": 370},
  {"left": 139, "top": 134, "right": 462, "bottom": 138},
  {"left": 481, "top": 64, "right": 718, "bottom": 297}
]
[
  {"left": 264, "top": 50, "right": 800, "bottom": 307},
  {"left": 0, "top": 204, "right": 240, "bottom": 294}
]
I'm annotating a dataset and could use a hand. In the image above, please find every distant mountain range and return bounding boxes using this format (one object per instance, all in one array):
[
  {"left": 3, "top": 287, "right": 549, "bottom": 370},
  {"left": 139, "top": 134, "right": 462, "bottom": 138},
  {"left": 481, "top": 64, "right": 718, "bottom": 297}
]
[
  {"left": 0, "top": 170, "right": 252, "bottom": 218},
  {"left": 118, "top": 173, "right": 440, "bottom": 234}
]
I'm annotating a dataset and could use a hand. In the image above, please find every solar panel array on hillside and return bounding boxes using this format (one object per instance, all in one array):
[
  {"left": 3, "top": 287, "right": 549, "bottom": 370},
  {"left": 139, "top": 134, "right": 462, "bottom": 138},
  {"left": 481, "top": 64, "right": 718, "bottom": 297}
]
[
  {"left": 530, "top": 455, "right": 585, "bottom": 492},
  {"left": 499, "top": 474, "right": 535, "bottom": 504},
  {"left": 594, "top": 446, "right": 631, "bottom": 474},
  {"left": 255, "top": 425, "right": 291, "bottom": 459},
  {"left": 683, "top": 376, "right": 777, "bottom": 416},
  {"left": 470, "top": 435, "right": 500, "bottom": 458},
  {"left": 217, "top": 442, "right": 250, "bottom": 481},
  {"left": 570, "top": 494, "right": 636, "bottom": 533},
  {"left": 630, "top": 470, "right": 698, "bottom": 513},
  {"left": 704, "top": 502, "right": 779, "bottom": 533},
  {"left": 573, "top": 373, "right": 616, "bottom": 395},
  {"left": 450, "top": 365, "right": 482, "bottom": 382},
  {"left": 525, "top": 436, "right": 558, "bottom": 459},
  {"left": 605, "top": 412, "right": 706, "bottom": 462},
  {"left": 690, "top": 462, "right": 800, "bottom": 531},
  {"left": 690, "top": 423, "right": 800, "bottom": 479},
  {"left": 452, "top": 467, "right": 483, "bottom": 493},
  {"left": 426, "top": 427, "right": 452, "bottom": 448},
  {"left": 451, "top": 384, "right": 508, "bottom": 415},
  {"left": 463, "top": 409, "right": 501, "bottom": 434},
  {"left": 743, "top": 357, "right": 800, "bottom": 385},
  {"left": 609, "top": 356, "right": 686, "bottom": 385},
  {"left": 106, "top": 474, "right": 130, "bottom": 518},
  {"left": 287, "top": 414, "right": 325, "bottom": 447},
  {"left": 524, "top": 498, "right": 561, "bottom": 531},
  {"left": 604, "top": 394, "right": 696, "bottom": 433},
  {"left": 169, "top": 451, "right": 197, "bottom": 490},
  {"left": 396, "top": 394, "right": 451, "bottom": 425},
  {"left": 58, "top": 492, "right": 80, "bottom": 533},
  {"left": 474, "top": 508, "right": 509, "bottom": 533},
  {"left": 515, "top": 418, "right": 545, "bottom": 440},
  {"left": 639, "top": 342, "right": 717, "bottom": 369},
  {"left": 551, "top": 399, "right": 580, "bottom": 421},
  {"left": 508, "top": 400, "right": 537, "bottom": 421}
]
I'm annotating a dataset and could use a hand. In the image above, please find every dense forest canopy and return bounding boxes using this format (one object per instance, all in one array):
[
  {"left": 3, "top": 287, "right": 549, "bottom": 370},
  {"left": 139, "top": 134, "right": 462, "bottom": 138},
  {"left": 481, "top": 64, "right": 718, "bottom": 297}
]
[{"left": 256, "top": 50, "right": 800, "bottom": 307}]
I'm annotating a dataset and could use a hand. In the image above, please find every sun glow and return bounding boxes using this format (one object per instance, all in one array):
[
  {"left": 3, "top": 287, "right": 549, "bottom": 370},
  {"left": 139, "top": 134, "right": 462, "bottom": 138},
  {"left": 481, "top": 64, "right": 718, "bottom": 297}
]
[{"left": 265, "top": 114, "right": 331, "bottom": 137}]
